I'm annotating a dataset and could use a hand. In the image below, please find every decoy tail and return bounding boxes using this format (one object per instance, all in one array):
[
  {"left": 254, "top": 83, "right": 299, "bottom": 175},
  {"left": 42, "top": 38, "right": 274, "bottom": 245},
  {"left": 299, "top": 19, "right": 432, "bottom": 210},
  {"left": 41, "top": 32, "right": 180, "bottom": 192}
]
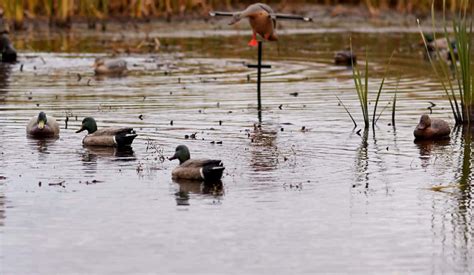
[
  {"left": 201, "top": 160, "right": 225, "bottom": 181},
  {"left": 115, "top": 132, "right": 137, "bottom": 147}
]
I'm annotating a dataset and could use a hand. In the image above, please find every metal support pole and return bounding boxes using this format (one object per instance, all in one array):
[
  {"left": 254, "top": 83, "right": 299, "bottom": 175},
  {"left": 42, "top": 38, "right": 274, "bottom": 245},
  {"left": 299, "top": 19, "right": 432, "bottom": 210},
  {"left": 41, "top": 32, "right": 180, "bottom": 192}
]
[{"left": 257, "top": 41, "right": 262, "bottom": 122}]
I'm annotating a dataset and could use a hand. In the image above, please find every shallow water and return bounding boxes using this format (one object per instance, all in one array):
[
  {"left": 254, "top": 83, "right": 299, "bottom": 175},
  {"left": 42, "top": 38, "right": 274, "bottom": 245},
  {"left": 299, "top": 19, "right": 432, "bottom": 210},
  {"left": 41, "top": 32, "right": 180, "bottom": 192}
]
[{"left": 1, "top": 23, "right": 473, "bottom": 273}]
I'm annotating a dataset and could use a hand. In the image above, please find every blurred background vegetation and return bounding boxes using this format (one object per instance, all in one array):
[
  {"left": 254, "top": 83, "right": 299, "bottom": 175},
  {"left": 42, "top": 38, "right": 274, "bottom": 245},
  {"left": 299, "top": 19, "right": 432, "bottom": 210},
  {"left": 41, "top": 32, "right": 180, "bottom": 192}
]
[{"left": 0, "top": 0, "right": 467, "bottom": 29}]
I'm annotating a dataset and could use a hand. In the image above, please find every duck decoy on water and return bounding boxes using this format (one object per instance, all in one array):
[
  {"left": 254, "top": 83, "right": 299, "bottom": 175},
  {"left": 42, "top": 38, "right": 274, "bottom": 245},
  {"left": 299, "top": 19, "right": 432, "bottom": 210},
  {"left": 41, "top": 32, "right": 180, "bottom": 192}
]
[
  {"left": 210, "top": 3, "right": 312, "bottom": 47},
  {"left": 76, "top": 117, "right": 137, "bottom": 147},
  {"left": 334, "top": 49, "right": 357, "bottom": 66},
  {"left": 420, "top": 34, "right": 458, "bottom": 62},
  {"left": 93, "top": 58, "right": 127, "bottom": 76},
  {"left": 169, "top": 145, "right": 225, "bottom": 181},
  {"left": 414, "top": 114, "right": 451, "bottom": 140},
  {"left": 26, "top": 112, "right": 60, "bottom": 138},
  {"left": 0, "top": 34, "right": 17, "bottom": 63}
]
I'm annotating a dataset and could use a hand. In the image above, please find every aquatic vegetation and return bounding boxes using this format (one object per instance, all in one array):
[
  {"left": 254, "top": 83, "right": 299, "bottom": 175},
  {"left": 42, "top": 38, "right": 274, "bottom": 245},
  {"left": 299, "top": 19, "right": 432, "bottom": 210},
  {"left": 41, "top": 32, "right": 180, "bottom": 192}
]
[
  {"left": 348, "top": 42, "right": 392, "bottom": 130},
  {"left": 418, "top": 0, "right": 473, "bottom": 124}
]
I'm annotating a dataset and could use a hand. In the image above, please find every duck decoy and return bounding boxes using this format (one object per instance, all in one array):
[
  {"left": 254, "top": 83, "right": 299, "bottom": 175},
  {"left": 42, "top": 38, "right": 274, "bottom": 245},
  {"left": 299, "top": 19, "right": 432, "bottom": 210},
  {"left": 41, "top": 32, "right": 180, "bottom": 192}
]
[
  {"left": 0, "top": 34, "right": 17, "bottom": 63},
  {"left": 76, "top": 117, "right": 137, "bottom": 147},
  {"left": 414, "top": 114, "right": 451, "bottom": 140},
  {"left": 210, "top": 3, "right": 312, "bottom": 47},
  {"left": 26, "top": 112, "right": 60, "bottom": 138},
  {"left": 93, "top": 58, "right": 127, "bottom": 76},
  {"left": 334, "top": 49, "right": 356, "bottom": 66},
  {"left": 420, "top": 34, "right": 458, "bottom": 62},
  {"left": 169, "top": 145, "right": 225, "bottom": 181}
]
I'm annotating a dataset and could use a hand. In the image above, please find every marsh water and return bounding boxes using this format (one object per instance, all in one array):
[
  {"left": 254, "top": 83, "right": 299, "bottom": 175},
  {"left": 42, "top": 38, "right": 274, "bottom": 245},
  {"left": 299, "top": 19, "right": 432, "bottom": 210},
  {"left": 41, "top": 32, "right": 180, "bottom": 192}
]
[{"left": 1, "top": 21, "right": 473, "bottom": 273}]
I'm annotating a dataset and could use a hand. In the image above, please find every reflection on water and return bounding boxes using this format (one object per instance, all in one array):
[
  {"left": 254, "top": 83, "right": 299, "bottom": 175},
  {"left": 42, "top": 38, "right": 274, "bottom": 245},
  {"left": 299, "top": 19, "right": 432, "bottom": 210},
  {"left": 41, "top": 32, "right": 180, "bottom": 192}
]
[
  {"left": 354, "top": 129, "right": 369, "bottom": 188},
  {"left": 0, "top": 63, "right": 11, "bottom": 100},
  {"left": 80, "top": 146, "right": 136, "bottom": 174},
  {"left": 249, "top": 124, "right": 279, "bottom": 172},
  {"left": 0, "top": 188, "right": 4, "bottom": 226},
  {"left": 173, "top": 179, "right": 224, "bottom": 206},
  {"left": 415, "top": 138, "right": 451, "bottom": 168}
]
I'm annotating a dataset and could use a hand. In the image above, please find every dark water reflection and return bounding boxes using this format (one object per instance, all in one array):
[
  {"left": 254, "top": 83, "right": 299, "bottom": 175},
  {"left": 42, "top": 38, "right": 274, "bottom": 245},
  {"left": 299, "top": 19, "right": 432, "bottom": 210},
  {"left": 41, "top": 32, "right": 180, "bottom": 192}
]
[{"left": 0, "top": 25, "right": 473, "bottom": 273}]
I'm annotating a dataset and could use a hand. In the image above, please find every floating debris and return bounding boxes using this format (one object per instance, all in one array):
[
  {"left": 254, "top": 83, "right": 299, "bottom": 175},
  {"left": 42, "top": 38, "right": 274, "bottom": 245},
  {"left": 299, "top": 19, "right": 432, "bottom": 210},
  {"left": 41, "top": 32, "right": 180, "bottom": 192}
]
[{"left": 48, "top": 180, "right": 65, "bottom": 186}]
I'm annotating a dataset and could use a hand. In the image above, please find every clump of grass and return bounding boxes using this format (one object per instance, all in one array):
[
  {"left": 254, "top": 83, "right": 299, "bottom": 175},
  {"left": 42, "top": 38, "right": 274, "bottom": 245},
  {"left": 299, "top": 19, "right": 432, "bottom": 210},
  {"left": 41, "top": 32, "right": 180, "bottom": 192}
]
[
  {"left": 418, "top": 0, "right": 472, "bottom": 124},
  {"left": 345, "top": 40, "right": 393, "bottom": 130}
]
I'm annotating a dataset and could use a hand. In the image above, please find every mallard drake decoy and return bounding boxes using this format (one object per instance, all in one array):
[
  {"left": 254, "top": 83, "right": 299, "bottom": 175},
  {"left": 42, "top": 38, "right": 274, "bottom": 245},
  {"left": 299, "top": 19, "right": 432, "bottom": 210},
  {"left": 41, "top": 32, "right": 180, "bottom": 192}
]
[
  {"left": 93, "top": 58, "right": 127, "bottom": 76},
  {"left": 334, "top": 49, "right": 356, "bottom": 66},
  {"left": 0, "top": 33, "right": 17, "bottom": 63},
  {"left": 414, "top": 114, "right": 450, "bottom": 140},
  {"left": 76, "top": 117, "right": 137, "bottom": 147},
  {"left": 26, "top": 112, "right": 60, "bottom": 138},
  {"left": 420, "top": 34, "right": 458, "bottom": 62},
  {"left": 211, "top": 3, "right": 311, "bottom": 47},
  {"left": 169, "top": 145, "right": 225, "bottom": 181}
]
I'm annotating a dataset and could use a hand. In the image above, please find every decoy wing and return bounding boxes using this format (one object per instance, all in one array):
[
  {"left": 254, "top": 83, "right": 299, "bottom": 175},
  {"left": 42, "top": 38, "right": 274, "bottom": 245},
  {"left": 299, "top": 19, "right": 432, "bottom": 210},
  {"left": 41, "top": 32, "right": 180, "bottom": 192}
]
[{"left": 92, "top": 127, "right": 135, "bottom": 136}]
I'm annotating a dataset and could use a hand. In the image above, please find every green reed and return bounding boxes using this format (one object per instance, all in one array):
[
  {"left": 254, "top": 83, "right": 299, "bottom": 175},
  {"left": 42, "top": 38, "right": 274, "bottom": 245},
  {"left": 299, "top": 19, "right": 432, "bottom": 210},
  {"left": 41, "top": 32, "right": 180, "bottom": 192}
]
[
  {"left": 418, "top": 0, "right": 472, "bottom": 124},
  {"left": 343, "top": 40, "right": 392, "bottom": 130}
]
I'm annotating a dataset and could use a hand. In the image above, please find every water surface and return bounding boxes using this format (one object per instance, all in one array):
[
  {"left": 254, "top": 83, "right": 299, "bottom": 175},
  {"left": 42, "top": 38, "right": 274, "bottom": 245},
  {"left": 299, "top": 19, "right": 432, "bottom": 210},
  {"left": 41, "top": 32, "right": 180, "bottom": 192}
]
[{"left": 0, "top": 23, "right": 473, "bottom": 273}]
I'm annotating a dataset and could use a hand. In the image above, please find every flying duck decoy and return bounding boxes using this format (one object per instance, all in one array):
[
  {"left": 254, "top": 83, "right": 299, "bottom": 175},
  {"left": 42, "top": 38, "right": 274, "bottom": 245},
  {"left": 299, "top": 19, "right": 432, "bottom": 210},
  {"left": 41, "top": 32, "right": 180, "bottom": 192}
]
[
  {"left": 210, "top": 3, "right": 312, "bottom": 47},
  {"left": 414, "top": 114, "right": 451, "bottom": 140},
  {"left": 93, "top": 58, "right": 127, "bottom": 76},
  {"left": 76, "top": 117, "right": 137, "bottom": 147},
  {"left": 26, "top": 112, "right": 60, "bottom": 138},
  {"left": 169, "top": 145, "right": 225, "bottom": 181}
]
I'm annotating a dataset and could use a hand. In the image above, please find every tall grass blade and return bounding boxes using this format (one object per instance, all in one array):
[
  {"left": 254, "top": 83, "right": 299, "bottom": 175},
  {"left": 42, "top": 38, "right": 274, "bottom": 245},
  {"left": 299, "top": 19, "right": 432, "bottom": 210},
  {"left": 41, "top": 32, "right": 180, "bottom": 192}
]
[{"left": 336, "top": 95, "right": 358, "bottom": 128}]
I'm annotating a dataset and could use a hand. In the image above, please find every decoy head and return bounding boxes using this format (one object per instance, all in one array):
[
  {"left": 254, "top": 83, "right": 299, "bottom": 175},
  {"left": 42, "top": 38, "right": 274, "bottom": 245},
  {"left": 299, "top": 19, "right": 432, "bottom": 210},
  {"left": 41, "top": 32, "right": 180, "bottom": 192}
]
[
  {"left": 37, "top": 112, "right": 47, "bottom": 129},
  {"left": 76, "top": 117, "right": 98, "bottom": 134},
  {"left": 419, "top": 33, "right": 435, "bottom": 46},
  {"left": 169, "top": 145, "right": 191, "bottom": 164},
  {"left": 417, "top": 114, "right": 432, "bottom": 130}
]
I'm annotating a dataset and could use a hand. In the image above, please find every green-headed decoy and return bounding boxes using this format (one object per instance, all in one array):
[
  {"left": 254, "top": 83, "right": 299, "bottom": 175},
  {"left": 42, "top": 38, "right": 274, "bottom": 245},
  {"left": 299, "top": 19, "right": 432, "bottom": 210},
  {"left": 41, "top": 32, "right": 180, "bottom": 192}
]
[
  {"left": 76, "top": 117, "right": 137, "bottom": 147},
  {"left": 169, "top": 145, "right": 225, "bottom": 181},
  {"left": 26, "top": 111, "right": 60, "bottom": 138}
]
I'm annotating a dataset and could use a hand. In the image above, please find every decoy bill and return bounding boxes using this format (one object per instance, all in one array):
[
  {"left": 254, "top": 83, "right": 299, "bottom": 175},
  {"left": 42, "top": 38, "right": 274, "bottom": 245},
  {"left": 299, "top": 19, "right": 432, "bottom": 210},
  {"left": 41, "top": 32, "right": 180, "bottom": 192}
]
[
  {"left": 76, "top": 117, "right": 137, "bottom": 147},
  {"left": 210, "top": 3, "right": 312, "bottom": 47}
]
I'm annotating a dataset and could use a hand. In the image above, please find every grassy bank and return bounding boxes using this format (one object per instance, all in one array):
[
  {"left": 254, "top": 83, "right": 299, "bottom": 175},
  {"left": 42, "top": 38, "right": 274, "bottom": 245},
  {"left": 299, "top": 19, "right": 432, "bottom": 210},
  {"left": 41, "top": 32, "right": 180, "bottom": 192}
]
[{"left": 0, "top": 0, "right": 468, "bottom": 29}]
